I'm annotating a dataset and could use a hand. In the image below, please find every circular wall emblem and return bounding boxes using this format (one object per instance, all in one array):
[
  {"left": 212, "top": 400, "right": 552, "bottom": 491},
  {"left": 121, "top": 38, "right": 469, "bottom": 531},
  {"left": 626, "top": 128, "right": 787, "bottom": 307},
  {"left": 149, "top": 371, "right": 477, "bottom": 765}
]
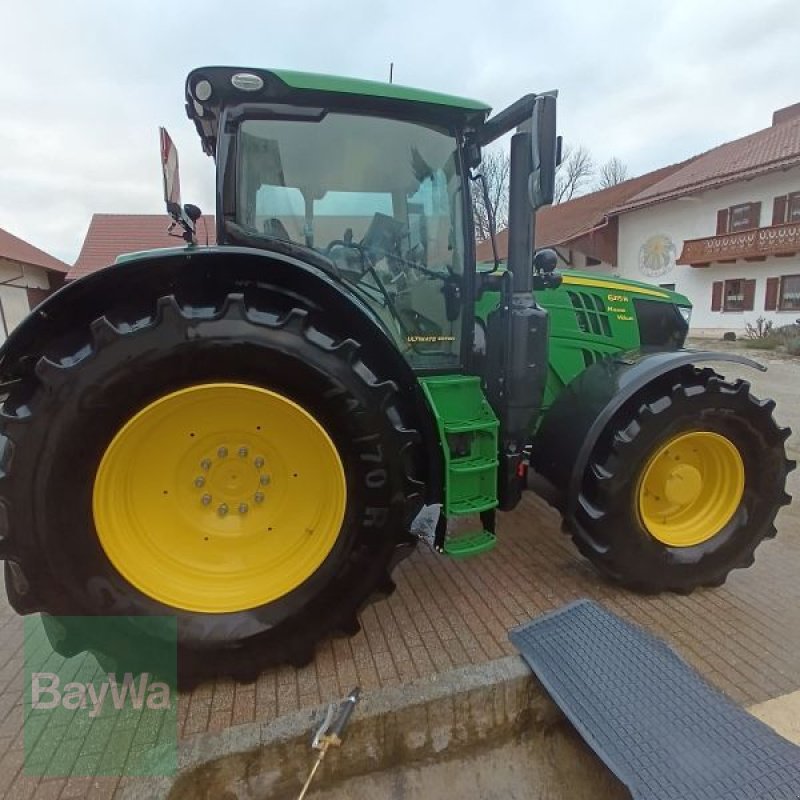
[{"left": 638, "top": 234, "right": 676, "bottom": 277}]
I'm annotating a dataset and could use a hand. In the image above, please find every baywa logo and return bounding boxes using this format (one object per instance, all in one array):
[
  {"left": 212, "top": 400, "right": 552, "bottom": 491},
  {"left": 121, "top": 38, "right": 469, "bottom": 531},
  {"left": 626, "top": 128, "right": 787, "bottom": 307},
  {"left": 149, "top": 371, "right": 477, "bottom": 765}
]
[
  {"left": 24, "top": 616, "right": 177, "bottom": 777},
  {"left": 31, "top": 672, "right": 172, "bottom": 719}
]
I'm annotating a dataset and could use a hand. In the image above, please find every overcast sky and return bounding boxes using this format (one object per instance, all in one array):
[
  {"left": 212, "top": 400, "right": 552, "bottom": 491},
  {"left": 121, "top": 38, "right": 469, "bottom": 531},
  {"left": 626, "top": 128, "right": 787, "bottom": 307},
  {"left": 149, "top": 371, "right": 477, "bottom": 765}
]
[{"left": 2, "top": 0, "right": 799, "bottom": 264}]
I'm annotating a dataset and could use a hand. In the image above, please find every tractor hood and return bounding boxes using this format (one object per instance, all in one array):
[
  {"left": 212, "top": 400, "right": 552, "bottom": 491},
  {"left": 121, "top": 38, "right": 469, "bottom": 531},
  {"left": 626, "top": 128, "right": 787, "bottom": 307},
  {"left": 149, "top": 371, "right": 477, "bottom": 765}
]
[
  {"left": 478, "top": 260, "right": 691, "bottom": 308},
  {"left": 558, "top": 270, "right": 691, "bottom": 307}
]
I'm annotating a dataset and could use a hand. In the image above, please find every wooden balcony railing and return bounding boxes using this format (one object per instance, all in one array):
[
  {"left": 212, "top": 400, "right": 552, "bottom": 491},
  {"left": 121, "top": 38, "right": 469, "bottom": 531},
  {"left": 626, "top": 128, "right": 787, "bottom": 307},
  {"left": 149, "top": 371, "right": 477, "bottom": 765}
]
[{"left": 677, "top": 220, "right": 800, "bottom": 266}]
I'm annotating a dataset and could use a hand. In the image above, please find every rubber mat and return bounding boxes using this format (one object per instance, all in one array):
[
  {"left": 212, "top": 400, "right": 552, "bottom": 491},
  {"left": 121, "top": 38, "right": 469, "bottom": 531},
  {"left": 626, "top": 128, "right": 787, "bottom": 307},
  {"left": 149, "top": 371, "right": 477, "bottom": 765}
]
[{"left": 509, "top": 599, "right": 800, "bottom": 800}]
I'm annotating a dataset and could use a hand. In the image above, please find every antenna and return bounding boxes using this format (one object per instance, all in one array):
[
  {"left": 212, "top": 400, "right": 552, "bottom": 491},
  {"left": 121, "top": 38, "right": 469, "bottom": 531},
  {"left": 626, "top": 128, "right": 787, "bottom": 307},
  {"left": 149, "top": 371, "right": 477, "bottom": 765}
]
[{"left": 389, "top": 62, "right": 394, "bottom": 84}]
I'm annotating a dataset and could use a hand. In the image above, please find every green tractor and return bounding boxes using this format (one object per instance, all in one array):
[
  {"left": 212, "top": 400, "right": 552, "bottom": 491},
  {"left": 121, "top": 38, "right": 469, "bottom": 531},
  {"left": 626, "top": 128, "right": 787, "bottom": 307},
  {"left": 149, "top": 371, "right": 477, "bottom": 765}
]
[{"left": 0, "top": 67, "right": 792, "bottom": 680}]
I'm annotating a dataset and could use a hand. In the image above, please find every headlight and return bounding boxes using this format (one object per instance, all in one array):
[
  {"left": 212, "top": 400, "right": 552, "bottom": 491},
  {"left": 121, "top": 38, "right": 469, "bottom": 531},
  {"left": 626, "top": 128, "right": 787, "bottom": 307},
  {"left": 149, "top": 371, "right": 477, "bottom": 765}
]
[
  {"left": 678, "top": 306, "right": 692, "bottom": 325},
  {"left": 193, "top": 79, "right": 213, "bottom": 102}
]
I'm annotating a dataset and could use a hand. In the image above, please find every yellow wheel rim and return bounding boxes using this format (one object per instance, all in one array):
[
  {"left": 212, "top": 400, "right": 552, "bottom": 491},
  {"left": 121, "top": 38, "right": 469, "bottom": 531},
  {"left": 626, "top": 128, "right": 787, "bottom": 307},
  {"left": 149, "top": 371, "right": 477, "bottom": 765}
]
[
  {"left": 93, "top": 383, "right": 346, "bottom": 613},
  {"left": 637, "top": 431, "right": 744, "bottom": 547}
]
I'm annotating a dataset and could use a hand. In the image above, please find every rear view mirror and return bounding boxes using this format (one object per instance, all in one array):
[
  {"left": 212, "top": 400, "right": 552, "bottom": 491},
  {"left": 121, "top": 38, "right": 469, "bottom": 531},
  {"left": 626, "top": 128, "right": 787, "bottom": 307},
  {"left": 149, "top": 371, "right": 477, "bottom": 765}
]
[
  {"left": 529, "top": 93, "right": 557, "bottom": 209},
  {"left": 159, "top": 127, "right": 199, "bottom": 244},
  {"left": 159, "top": 127, "right": 182, "bottom": 216}
]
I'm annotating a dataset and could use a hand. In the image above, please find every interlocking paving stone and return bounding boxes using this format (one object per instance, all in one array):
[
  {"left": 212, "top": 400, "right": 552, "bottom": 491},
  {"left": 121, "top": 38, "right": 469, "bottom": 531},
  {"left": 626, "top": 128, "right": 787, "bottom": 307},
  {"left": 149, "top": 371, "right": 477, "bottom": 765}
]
[{"left": 1, "top": 362, "right": 798, "bottom": 797}]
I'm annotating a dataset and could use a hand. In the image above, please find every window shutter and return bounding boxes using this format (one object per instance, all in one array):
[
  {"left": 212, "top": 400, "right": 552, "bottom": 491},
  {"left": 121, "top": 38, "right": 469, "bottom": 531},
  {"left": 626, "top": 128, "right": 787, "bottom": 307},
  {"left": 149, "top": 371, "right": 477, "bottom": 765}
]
[
  {"left": 711, "top": 281, "right": 723, "bottom": 311},
  {"left": 742, "top": 279, "right": 756, "bottom": 311},
  {"left": 789, "top": 193, "right": 800, "bottom": 223},
  {"left": 765, "top": 277, "right": 780, "bottom": 311},
  {"left": 716, "top": 209, "right": 729, "bottom": 235},
  {"left": 749, "top": 201, "right": 762, "bottom": 229},
  {"left": 772, "top": 196, "right": 788, "bottom": 226}
]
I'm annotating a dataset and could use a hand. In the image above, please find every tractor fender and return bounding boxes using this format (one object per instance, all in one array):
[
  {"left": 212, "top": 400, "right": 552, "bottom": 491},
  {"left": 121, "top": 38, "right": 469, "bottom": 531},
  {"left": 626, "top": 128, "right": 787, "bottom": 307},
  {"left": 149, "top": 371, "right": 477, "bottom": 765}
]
[
  {"left": 0, "top": 244, "right": 443, "bottom": 502},
  {"left": 1, "top": 245, "right": 392, "bottom": 375},
  {"left": 529, "top": 349, "right": 766, "bottom": 517}
]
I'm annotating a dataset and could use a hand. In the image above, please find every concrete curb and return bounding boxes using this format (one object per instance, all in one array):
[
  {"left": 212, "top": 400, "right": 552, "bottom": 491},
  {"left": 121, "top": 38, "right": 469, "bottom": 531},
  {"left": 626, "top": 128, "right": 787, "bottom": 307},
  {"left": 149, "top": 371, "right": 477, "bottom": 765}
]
[
  {"left": 119, "top": 655, "right": 570, "bottom": 800},
  {"left": 115, "top": 653, "right": 800, "bottom": 799}
]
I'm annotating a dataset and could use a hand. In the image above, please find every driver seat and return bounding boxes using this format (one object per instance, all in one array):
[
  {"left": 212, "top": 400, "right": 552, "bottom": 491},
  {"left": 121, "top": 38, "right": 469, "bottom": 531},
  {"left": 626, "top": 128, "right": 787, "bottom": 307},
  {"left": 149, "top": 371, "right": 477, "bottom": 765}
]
[{"left": 263, "top": 217, "right": 291, "bottom": 242}]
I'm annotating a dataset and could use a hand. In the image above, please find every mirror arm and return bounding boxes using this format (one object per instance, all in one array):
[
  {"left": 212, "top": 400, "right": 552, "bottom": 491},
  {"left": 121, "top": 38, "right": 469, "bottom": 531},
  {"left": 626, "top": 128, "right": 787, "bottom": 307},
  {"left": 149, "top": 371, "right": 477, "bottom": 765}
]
[
  {"left": 477, "top": 95, "right": 537, "bottom": 146},
  {"left": 478, "top": 91, "right": 558, "bottom": 147}
]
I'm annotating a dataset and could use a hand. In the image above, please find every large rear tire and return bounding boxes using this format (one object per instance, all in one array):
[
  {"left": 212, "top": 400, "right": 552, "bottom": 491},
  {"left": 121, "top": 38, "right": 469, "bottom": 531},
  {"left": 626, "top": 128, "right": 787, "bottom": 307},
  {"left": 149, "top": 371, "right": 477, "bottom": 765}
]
[
  {"left": 567, "top": 369, "right": 794, "bottom": 592},
  {"left": 0, "top": 292, "right": 423, "bottom": 683}
]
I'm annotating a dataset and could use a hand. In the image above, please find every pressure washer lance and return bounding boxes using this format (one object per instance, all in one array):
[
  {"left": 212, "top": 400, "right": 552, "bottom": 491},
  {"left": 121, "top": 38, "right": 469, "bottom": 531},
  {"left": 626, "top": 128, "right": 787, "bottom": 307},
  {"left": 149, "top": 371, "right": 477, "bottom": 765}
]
[{"left": 296, "top": 687, "right": 361, "bottom": 800}]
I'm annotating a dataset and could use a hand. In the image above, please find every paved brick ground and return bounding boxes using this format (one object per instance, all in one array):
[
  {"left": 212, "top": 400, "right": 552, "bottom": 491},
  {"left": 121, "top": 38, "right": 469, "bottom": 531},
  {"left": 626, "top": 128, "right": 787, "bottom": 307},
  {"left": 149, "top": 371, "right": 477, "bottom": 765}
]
[{"left": 0, "top": 361, "right": 798, "bottom": 798}]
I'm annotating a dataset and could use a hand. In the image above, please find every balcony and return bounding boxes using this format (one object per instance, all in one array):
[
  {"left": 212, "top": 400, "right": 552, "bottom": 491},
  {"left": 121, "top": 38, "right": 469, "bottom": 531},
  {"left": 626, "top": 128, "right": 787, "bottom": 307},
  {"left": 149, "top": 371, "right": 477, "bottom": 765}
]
[{"left": 677, "top": 221, "right": 800, "bottom": 267}]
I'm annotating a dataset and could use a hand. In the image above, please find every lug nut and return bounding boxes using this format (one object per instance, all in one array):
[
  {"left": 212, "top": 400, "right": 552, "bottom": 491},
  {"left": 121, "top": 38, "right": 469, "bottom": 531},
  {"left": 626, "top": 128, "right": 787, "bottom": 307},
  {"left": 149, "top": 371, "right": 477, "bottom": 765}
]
[
  {"left": 238, "top": 503, "right": 249, "bottom": 514},
  {"left": 217, "top": 446, "right": 228, "bottom": 458},
  {"left": 218, "top": 503, "right": 228, "bottom": 517},
  {"left": 200, "top": 459, "right": 212, "bottom": 471},
  {"left": 260, "top": 474, "right": 270, "bottom": 486},
  {"left": 254, "top": 456, "right": 265, "bottom": 469},
  {"left": 201, "top": 493, "right": 212, "bottom": 506},
  {"left": 194, "top": 476, "right": 205, "bottom": 488},
  {"left": 254, "top": 492, "right": 264, "bottom": 504},
  {"left": 238, "top": 446, "right": 249, "bottom": 458}
]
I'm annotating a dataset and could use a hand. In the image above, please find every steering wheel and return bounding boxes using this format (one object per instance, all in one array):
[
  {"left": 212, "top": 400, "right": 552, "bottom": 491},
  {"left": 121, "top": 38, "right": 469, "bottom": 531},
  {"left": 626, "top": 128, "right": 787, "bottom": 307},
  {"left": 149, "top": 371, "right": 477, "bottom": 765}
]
[{"left": 323, "top": 239, "right": 355, "bottom": 256}]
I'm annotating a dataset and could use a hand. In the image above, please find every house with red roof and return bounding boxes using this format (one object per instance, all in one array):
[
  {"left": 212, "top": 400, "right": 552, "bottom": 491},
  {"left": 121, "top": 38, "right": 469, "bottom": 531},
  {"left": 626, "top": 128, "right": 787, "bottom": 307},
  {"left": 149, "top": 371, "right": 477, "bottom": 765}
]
[
  {"left": 479, "top": 101, "right": 800, "bottom": 335},
  {"left": 477, "top": 161, "right": 692, "bottom": 270},
  {"left": 0, "top": 227, "right": 68, "bottom": 341}
]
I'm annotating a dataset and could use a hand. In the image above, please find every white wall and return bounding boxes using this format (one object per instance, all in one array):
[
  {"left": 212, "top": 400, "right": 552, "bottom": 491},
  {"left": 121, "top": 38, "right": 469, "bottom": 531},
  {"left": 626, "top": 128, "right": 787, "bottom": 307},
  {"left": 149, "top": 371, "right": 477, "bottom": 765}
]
[
  {"left": 0, "top": 259, "right": 51, "bottom": 344},
  {"left": 562, "top": 248, "right": 614, "bottom": 272},
  {"left": 611, "top": 166, "right": 800, "bottom": 334}
]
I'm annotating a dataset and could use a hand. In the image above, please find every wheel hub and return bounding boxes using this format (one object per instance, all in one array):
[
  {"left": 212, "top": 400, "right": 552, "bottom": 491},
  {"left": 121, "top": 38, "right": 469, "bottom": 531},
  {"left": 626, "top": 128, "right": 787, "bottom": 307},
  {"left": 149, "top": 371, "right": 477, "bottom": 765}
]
[
  {"left": 93, "top": 383, "right": 347, "bottom": 613},
  {"left": 192, "top": 445, "right": 270, "bottom": 519},
  {"left": 637, "top": 431, "right": 745, "bottom": 548},
  {"left": 663, "top": 463, "right": 703, "bottom": 506}
]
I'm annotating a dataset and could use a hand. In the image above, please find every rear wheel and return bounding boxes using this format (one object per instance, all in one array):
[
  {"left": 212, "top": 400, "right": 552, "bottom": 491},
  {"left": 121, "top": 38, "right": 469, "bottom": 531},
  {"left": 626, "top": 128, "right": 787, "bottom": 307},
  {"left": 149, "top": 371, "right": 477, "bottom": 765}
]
[
  {"left": 1, "top": 293, "right": 423, "bottom": 682},
  {"left": 569, "top": 369, "right": 794, "bottom": 592}
]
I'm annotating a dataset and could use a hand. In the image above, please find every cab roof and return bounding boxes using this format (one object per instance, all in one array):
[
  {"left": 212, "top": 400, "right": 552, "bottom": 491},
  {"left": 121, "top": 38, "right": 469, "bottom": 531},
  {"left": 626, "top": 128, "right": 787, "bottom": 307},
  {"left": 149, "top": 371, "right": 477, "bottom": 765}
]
[{"left": 185, "top": 66, "right": 491, "bottom": 156}]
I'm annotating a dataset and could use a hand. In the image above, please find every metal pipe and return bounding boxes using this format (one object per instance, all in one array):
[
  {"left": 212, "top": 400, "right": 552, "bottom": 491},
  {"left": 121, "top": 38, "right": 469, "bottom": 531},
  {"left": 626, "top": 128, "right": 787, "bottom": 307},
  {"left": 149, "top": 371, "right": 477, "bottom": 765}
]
[{"left": 507, "top": 132, "right": 533, "bottom": 293}]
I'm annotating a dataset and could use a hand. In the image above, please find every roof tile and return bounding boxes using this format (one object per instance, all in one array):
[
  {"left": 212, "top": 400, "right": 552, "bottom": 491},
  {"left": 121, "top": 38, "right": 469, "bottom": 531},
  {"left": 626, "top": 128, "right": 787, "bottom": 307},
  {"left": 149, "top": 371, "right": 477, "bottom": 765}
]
[
  {"left": 616, "top": 116, "right": 800, "bottom": 212},
  {"left": 68, "top": 214, "right": 217, "bottom": 280},
  {"left": 0, "top": 227, "right": 69, "bottom": 273}
]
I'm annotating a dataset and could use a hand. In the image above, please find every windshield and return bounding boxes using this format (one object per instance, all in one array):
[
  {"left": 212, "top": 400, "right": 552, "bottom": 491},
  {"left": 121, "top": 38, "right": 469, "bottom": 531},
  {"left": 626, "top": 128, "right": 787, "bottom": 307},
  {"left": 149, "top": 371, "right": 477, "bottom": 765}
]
[{"left": 236, "top": 113, "right": 466, "bottom": 369}]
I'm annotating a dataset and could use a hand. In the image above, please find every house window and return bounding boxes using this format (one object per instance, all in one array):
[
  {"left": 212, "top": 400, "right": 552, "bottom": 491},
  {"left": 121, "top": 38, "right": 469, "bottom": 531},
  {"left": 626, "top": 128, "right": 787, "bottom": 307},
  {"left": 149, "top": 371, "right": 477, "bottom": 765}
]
[
  {"left": 772, "top": 193, "right": 800, "bottom": 225},
  {"left": 712, "top": 279, "right": 756, "bottom": 312},
  {"left": 779, "top": 275, "right": 800, "bottom": 311},
  {"left": 716, "top": 202, "right": 761, "bottom": 234},
  {"left": 724, "top": 279, "right": 746, "bottom": 310},
  {"left": 729, "top": 203, "right": 760, "bottom": 231},
  {"left": 659, "top": 283, "right": 676, "bottom": 290}
]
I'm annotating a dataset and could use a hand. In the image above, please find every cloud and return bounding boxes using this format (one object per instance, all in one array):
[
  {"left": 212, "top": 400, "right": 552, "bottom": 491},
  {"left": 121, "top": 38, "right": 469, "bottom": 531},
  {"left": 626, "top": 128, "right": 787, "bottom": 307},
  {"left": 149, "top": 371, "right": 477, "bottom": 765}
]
[{"left": 1, "top": 0, "right": 798, "bottom": 263}]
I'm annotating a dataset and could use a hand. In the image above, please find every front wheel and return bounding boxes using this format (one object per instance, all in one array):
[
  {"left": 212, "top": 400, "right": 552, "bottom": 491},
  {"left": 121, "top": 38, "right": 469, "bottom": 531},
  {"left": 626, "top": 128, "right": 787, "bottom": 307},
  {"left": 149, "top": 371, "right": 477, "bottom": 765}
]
[
  {"left": 0, "top": 292, "right": 424, "bottom": 683},
  {"left": 568, "top": 370, "right": 794, "bottom": 592}
]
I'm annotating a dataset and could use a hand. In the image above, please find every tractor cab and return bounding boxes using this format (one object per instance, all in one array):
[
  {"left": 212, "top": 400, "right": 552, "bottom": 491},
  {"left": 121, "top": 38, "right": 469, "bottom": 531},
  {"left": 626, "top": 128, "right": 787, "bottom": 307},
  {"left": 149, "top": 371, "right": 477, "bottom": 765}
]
[{"left": 183, "top": 67, "right": 556, "bottom": 377}]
